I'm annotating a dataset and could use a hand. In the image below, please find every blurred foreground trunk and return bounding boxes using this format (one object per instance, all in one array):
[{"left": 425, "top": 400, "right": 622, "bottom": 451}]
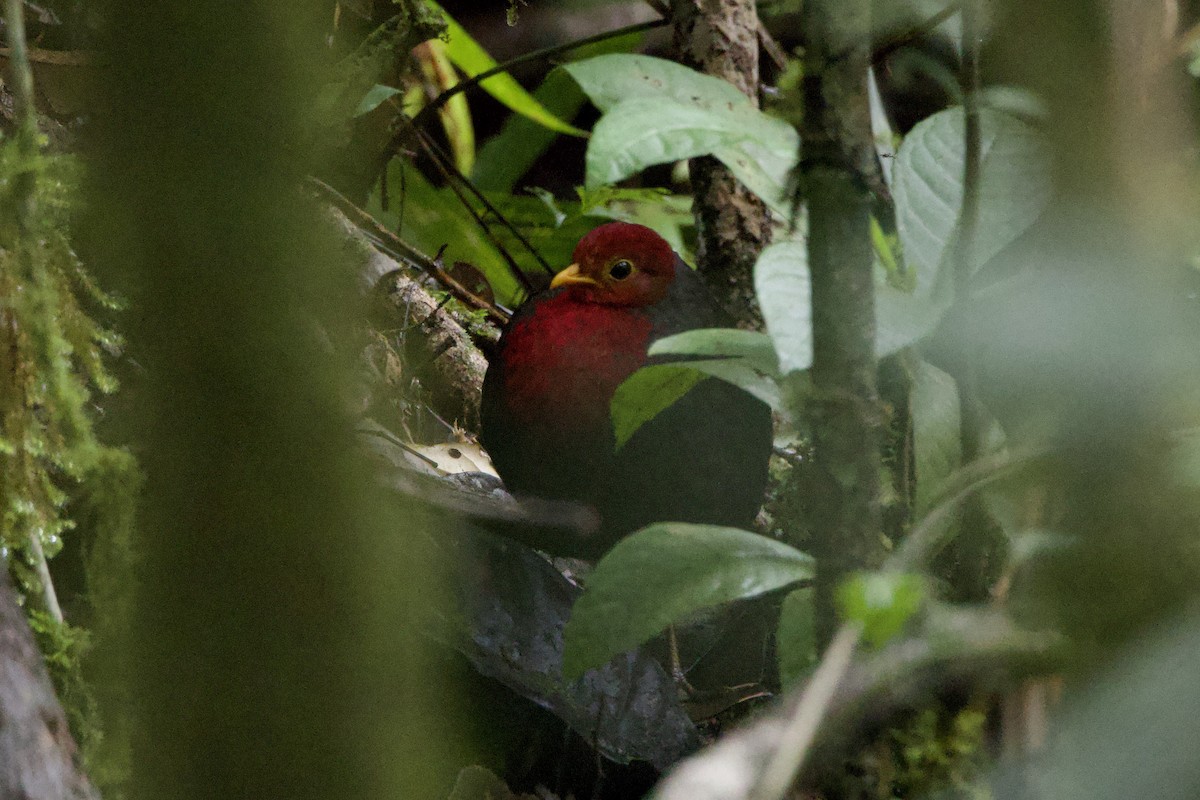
[{"left": 85, "top": 2, "right": 466, "bottom": 797}]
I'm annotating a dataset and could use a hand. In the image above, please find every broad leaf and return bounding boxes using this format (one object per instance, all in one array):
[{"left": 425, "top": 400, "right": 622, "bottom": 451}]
[
  {"left": 682, "top": 358, "right": 782, "bottom": 411},
  {"left": 429, "top": 0, "right": 586, "bottom": 137},
  {"left": 893, "top": 107, "right": 1051, "bottom": 280},
  {"left": 754, "top": 238, "right": 960, "bottom": 373},
  {"left": 565, "top": 55, "right": 799, "bottom": 215},
  {"left": 583, "top": 98, "right": 797, "bottom": 216},
  {"left": 563, "top": 523, "right": 814, "bottom": 679},
  {"left": 612, "top": 356, "right": 780, "bottom": 449}
]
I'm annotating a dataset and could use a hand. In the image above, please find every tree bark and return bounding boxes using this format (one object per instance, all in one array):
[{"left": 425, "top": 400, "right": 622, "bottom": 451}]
[
  {"left": 798, "top": 0, "right": 886, "bottom": 647},
  {"left": 670, "top": 0, "right": 773, "bottom": 325},
  {"left": 0, "top": 568, "right": 97, "bottom": 800}
]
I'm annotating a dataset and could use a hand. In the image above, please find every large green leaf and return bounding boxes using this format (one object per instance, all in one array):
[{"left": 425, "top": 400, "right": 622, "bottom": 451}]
[
  {"left": 562, "top": 524, "right": 814, "bottom": 679},
  {"left": 611, "top": 347, "right": 781, "bottom": 449},
  {"left": 428, "top": 0, "right": 586, "bottom": 137},
  {"left": 565, "top": 55, "right": 797, "bottom": 215},
  {"left": 893, "top": 107, "right": 1051, "bottom": 280}
]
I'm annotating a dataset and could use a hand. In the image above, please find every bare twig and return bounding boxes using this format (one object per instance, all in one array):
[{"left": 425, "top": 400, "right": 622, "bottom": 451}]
[
  {"left": 307, "top": 177, "right": 510, "bottom": 325},
  {"left": 749, "top": 624, "right": 862, "bottom": 800},
  {"left": 871, "top": 2, "right": 962, "bottom": 65},
  {"left": 408, "top": 121, "right": 550, "bottom": 282},
  {"left": 0, "top": 45, "right": 101, "bottom": 65},
  {"left": 411, "top": 17, "right": 667, "bottom": 133}
]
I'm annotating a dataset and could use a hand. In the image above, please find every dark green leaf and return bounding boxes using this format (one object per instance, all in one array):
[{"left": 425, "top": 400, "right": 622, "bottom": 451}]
[{"left": 563, "top": 523, "right": 814, "bottom": 679}]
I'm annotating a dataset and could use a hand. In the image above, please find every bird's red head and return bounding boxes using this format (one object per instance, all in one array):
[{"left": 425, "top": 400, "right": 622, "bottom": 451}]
[{"left": 549, "top": 222, "right": 677, "bottom": 306}]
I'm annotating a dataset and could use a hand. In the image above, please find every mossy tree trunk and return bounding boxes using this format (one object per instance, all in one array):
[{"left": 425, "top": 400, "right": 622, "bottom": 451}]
[{"left": 796, "top": 0, "right": 886, "bottom": 648}]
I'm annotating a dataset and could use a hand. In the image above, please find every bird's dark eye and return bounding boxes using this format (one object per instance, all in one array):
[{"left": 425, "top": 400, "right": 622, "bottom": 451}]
[{"left": 609, "top": 260, "right": 634, "bottom": 280}]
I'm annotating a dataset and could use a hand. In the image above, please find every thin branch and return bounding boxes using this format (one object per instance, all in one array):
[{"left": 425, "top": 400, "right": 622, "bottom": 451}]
[
  {"left": 403, "top": 113, "right": 552, "bottom": 277},
  {"left": 411, "top": 18, "right": 667, "bottom": 132},
  {"left": 0, "top": 45, "right": 100, "bottom": 65},
  {"left": 409, "top": 122, "right": 549, "bottom": 283},
  {"left": 749, "top": 624, "right": 863, "bottom": 800},
  {"left": 871, "top": 2, "right": 962, "bottom": 66},
  {"left": 893, "top": 446, "right": 1047, "bottom": 574},
  {"left": 307, "top": 177, "right": 510, "bottom": 325}
]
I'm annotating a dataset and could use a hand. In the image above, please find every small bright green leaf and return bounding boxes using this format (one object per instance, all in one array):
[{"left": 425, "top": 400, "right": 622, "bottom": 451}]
[
  {"left": 649, "top": 328, "right": 780, "bottom": 377},
  {"left": 837, "top": 572, "right": 927, "bottom": 648},
  {"left": 563, "top": 54, "right": 751, "bottom": 114},
  {"left": 611, "top": 365, "right": 707, "bottom": 449},
  {"left": 754, "top": 240, "right": 812, "bottom": 374},
  {"left": 893, "top": 107, "right": 1050, "bottom": 280},
  {"left": 563, "top": 523, "right": 814, "bottom": 679},
  {"left": 429, "top": 0, "right": 587, "bottom": 137},
  {"left": 354, "top": 84, "right": 402, "bottom": 116},
  {"left": 776, "top": 586, "right": 818, "bottom": 690},
  {"left": 912, "top": 359, "right": 961, "bottom": 512}
]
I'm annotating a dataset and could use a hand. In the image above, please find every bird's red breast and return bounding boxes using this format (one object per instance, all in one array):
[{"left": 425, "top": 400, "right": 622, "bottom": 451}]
[{"left": 498, "top": 293, "right": 654, "bottom": 431}]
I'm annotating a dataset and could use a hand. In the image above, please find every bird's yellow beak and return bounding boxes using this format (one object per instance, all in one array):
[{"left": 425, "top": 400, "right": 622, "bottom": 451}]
[{"left": 550, "top": 263, "right": 601, "bottom": 290}]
